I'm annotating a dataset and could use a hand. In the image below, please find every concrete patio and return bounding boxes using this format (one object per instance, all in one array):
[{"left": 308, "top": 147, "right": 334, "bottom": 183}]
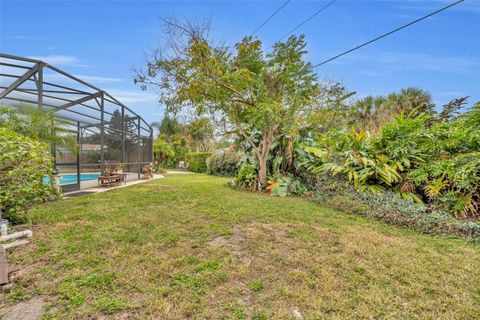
[{"left": 63, "top": 174, "right": 164, "bottom": 198}]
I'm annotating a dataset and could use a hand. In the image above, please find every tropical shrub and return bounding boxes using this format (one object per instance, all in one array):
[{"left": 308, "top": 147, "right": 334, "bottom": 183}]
[
  {"left": 0, "top": 128, "right": 58, "bottom": 222},
  {"left": 313, "top": 174, "right": 480, "bottom": 242},
  {"left": 304, "top": 103, "right": 480, "bottom": 218},
  {"left": 153, "top": 136, "right": 189, "bottom": 168},
  {"left": 408, "top": 107, "right": 480, "bottom": 217},
  {"left": 267, "top": 175, "right": 308, "bottom": 197},
  {"left": 0, "top": 104, "right": 78, "bottom": 153},
  {"left": 304, "top": 127, "right": 407, "bottom": 194},
  {"left": 409, "top": 151, "right": 480, "bottom": 217},
  {"left": 233, "top": 164, "right": 258, "bottom": 191},
  {"left": 185, "top": 152, "right": 212, "bottom": 173},
  {"left": 153, "top": 139, "right": 175, "bottom": 165},
  {"left": 207, "top": 152, "right": 242, "bottom": 177},
  {"left": 231, "top": 134, "right": 318, "bottom": 196}
]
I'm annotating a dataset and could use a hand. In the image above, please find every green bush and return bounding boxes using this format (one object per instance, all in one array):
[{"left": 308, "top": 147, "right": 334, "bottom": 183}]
[
  {"left": 304, "top": 107, "right": 480, "bottom": 218},
  {"left": 233, "top": 163, "right": 258, "bottom": 191},
  {"left": 268, "top": 175, "right": 308, "bottom": 197},
  {"left": 313, "top": 174, "right": 480, "bottom": 242},
  {"left": 185, "top": 152, "right": 212, "bottom": 173},
  {"left": 153, "top": 137, "right": 189, "bottom": 169},
  {"left": 207, "top": 152, "right": 242, "bottom": 177},
  {"left": 0, "top": 128, "right": 58, "bottom": 222}
]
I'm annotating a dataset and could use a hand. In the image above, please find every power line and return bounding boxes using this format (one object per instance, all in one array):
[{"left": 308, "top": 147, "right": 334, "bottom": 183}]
[
  {"left": 250, "top": 0, "right": 291, "bottom": 36},
  {"left": 277, "top": 0, "right": 338, "bottom": 42},
  {"left": 311, "top": 0, "right": 464, "bottom": 69}
]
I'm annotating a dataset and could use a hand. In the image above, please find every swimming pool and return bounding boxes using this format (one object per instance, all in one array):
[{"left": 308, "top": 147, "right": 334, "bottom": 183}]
[{"left": 43, "top": 173, "right": 101, "bottom": 185}]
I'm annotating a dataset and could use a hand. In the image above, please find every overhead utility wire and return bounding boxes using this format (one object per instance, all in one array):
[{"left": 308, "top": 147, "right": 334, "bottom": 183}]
[
  {"left": 250, "top": 0, "right": 291, "bottom": 36},
  {"left": 277, "top": 0, "right": 338, "bottom": 42},
  {"left": 311, "top": 0, "right": 465, "bottom": 69}
]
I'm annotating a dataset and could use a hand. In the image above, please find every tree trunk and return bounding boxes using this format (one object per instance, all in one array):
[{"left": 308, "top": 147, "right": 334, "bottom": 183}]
[
  {"left": 257, "top": 127, "right": 275, "bottom": 190},
  {"left": 258, "top": 153, "right": 268, "bottom": 189}
]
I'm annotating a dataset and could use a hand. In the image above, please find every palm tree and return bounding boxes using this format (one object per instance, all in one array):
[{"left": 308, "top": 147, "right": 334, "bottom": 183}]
[
  {"left": 0, "top": 104, "right": 78, "bottom": 153},
  {"left": 385, "top": 88, "right": 435, "bottom": 115},
  {"left": 350, "top": 95, "right": 387, "bottom": 132}
]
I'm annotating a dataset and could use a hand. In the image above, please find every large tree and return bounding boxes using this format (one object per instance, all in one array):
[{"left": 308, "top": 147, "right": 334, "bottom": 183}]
[{"left": 135, "top": 18, "right": 318, "bottom": 188}]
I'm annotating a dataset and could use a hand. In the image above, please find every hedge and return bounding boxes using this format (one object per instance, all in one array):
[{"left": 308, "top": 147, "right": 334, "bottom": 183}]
[
  {"left": 207, "top": 152, "right": 242, "bottom": 177},
  {"left": 185, "top": 152, "right": 212, "bottom": 173},
  {"left": 0, "top": 128, "right": 58, "bottom": 222}
]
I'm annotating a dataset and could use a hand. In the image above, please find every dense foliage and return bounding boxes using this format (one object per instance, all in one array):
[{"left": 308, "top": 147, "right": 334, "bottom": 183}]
[
  {"left": 303, "top": 102, "right": 480, "bottom": 218},
  {"left": 313, "top": 175, "right": 480, "bottom": 242},
  {"left": 0, "top": 105, "right": 78, "bottom": 153},
  {"left": 152, "top": 116, "right": 213, "bottom": 168},
  {"left": 0, "top": 128, "right": 58, "bottom": 222},
  {"left": 207, "top": 152, "right": 242, "bottom": 177},
  {"left": 185, "top": 152, "right": 212, "bottom": 173},
  {"left": 153, "top": 135, "right": 189, "bottom": 168}
]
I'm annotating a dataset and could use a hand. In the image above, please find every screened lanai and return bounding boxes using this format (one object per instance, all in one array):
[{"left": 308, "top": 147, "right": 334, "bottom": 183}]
[{"left": 0, "top": 53, "right": 153, "bottom": 191}]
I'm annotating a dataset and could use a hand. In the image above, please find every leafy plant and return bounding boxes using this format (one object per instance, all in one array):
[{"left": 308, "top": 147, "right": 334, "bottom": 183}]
[
  {"left": 0, "top": 104, "right": 78, "bottom": 153},
  {"left": 410, "top": 152, "right": 480, "bottom": 217},
  {"left": 0, "top": 128, "right": 59, "bottom": 222},
  {"left": 312, "top": 174, "right": 480, "bottom": 242},
  {"left": 207, "top": 152, "right": 242, "bottom": 177},
  {"left": 234, "top": 164, "right": 258, "bottom": 191},
  {"left": 303, "top": 101, "right": 480, "bottom": 218},
  {"left": 185, "top": 152, "right": 212, "bottom": 173},
  {"left": 304, "top": 128, "right": 403, "bottom": 193},
  {"left": 268, "top": 175, "right": 307, "bottom": 197},
  {"left": 152, "top": 115, "right": 202, "bottom": 168}
]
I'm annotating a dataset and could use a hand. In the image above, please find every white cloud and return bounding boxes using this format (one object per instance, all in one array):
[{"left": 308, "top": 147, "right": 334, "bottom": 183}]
[
  {"left": 71, "top": 75, "right": 122, "bottom": 83},
  {"left": 11, "top": 35, "right": 41, "bottom": 40},
  {"left": 43, "top": 73, "right": 122, "bottom": 84},
  {"left": 27, "top": 55, "right": 88, "bottom": 67},
  {"left": 105, "top": 89, "right": 159, "bottom": 105}
]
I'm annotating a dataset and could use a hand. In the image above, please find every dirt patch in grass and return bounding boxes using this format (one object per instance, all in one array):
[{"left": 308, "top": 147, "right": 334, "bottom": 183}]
[{"left": 210, "top": 223, "right": 295, "bottom": 266}]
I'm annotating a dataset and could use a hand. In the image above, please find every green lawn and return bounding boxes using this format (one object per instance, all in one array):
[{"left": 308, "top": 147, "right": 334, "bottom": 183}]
[{"left": 2, "top": 174, "right": 480, "bottom": 319}]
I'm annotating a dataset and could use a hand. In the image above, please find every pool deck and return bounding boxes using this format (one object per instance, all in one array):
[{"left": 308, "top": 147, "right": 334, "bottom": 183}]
[{"left": 63, "top": 174, "right": 164, "bottom": 198}]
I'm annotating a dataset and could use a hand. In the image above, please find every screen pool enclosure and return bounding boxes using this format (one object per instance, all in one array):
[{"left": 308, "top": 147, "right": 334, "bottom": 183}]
[{"left": 0, "top": 53, "right": 153, "bottom": 191}]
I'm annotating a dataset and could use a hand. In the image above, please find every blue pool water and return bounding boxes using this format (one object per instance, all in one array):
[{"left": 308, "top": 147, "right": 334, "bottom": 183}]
[{"left": 43, "top": 173, "right": 101, "bottom": 185}]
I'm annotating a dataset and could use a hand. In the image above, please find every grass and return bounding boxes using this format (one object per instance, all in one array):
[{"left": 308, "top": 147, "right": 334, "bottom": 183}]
[{"left": 1, "top": 173, "right": 480, "bottom": 319}]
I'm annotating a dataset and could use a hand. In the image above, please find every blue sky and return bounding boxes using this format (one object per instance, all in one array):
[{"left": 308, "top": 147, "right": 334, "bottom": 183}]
[{"left": 1, "top": 0, "right": 479, "bottom": 124}]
